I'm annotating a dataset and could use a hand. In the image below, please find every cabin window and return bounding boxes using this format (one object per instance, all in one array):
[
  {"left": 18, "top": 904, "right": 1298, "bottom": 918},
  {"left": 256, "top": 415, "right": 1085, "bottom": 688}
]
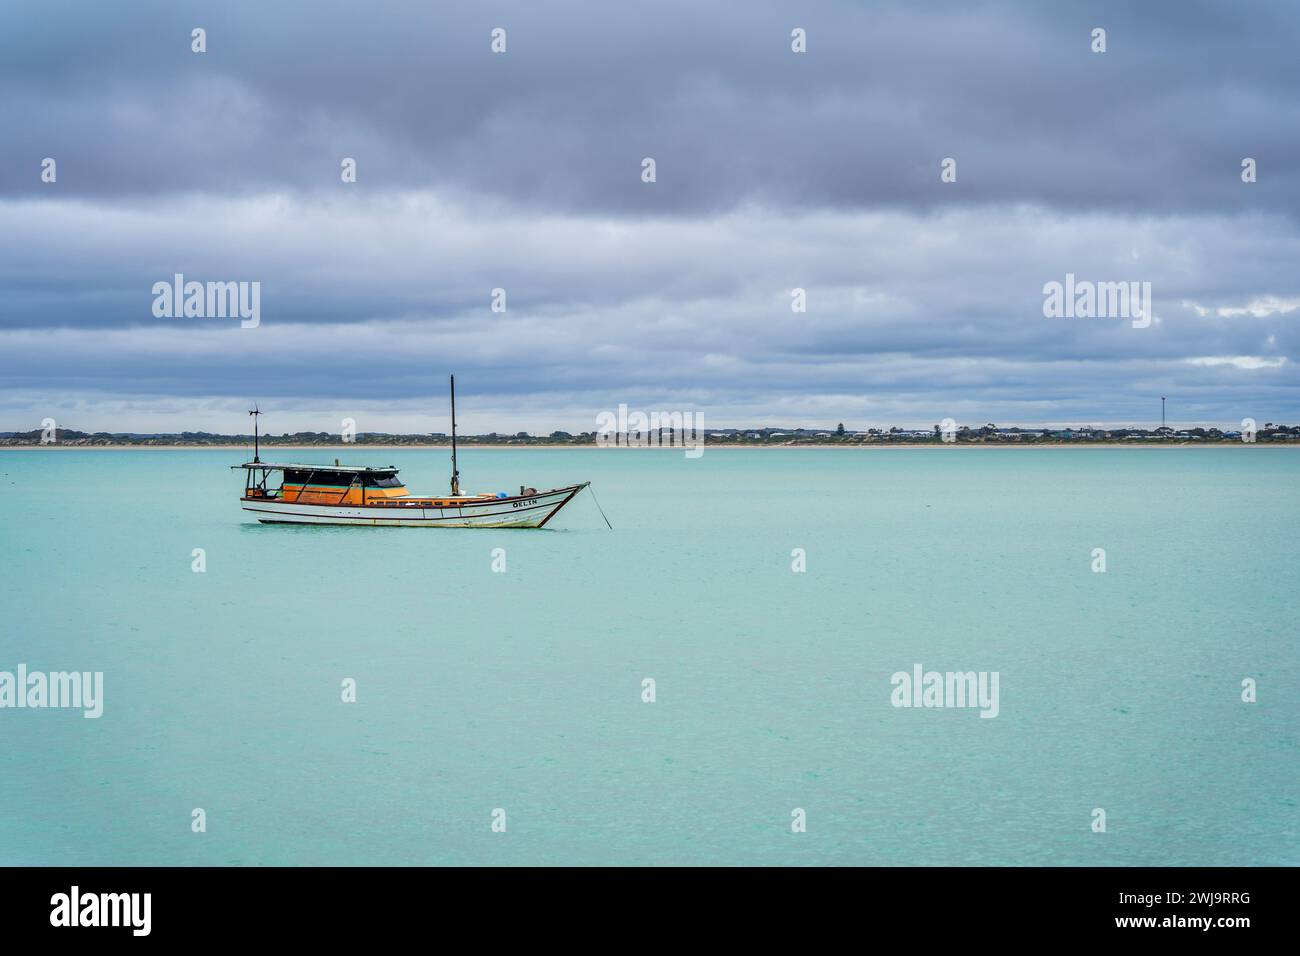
[
  {"left": 279, "top": 468, "right": 401, "bottom": 488},
  {"left": 283, "top": 469, "right": 355, "bottom": 486}
]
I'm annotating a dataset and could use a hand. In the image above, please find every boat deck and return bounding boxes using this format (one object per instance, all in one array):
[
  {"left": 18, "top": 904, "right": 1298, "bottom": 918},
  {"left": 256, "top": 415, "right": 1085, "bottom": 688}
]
[{"left": 242, "top": 490, "right": 541, "bottom": 509}]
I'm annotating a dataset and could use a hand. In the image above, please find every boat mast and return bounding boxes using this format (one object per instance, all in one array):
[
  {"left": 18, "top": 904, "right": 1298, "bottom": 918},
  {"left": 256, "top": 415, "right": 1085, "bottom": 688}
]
[
  {"left": 449, "top": 375, "right": 461, "bottom": 496},
  {"left": 249, "top": 404, "right": 261, "bottom": 464}
]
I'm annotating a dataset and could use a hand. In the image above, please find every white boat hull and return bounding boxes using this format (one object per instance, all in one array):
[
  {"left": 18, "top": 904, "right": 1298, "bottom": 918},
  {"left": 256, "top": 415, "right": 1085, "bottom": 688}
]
[{"left": 241, "top": 483, "right": 588, "bottom": 528}]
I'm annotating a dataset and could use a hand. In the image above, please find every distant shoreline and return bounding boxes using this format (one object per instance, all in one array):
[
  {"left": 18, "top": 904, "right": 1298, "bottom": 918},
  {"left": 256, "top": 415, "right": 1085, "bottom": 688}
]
[{"left": 1, "top": 442, "right": 1293, "bottom": 451}]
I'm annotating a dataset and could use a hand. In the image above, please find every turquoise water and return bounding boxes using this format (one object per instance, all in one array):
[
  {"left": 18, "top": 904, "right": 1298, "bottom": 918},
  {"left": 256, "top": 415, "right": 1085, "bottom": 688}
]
[{"left": 0, "top": 447, "right": 1296, "bottom": 866}]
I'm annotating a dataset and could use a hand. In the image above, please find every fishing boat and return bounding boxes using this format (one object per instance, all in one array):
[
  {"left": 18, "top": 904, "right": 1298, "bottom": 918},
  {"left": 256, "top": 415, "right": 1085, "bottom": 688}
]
[{"left": 232, "top": 377, "right": 601, "bottom": 528}]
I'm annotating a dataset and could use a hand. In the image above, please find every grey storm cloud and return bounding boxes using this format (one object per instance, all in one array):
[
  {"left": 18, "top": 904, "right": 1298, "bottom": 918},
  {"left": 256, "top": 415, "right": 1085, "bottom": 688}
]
[
  {"left": 1, "top": 0, "right": 1298, "bottom": 215},
  {"left": 0, "top": 0, "right": 1297, "bottom": 429}
]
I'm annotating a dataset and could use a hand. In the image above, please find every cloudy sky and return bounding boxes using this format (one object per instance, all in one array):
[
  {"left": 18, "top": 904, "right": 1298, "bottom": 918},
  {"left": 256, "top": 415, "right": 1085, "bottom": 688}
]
[{"left": 1, "top": 0, "right": 1297, "bottom": 433}]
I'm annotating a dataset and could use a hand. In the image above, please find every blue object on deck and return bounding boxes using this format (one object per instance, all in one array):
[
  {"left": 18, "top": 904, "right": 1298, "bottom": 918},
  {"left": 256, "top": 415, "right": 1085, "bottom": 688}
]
[{"left": 497, "top": 492, "right": 508, "bottom": 498}]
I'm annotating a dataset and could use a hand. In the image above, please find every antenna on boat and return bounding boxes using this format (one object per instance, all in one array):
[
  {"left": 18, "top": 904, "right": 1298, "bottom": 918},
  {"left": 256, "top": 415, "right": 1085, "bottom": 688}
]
[
  {"left": 449, "top": 375, "right": 461, "bottom": 496},
  {"left": 249, "top": 404, "right": 262, "bottom": 463}
]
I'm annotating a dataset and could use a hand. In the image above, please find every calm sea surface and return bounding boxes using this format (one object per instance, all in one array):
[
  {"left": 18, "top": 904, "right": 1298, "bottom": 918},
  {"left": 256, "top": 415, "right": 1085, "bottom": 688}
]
[{"left": 1, "top": 447, "right": 1296, "bottom": 865}]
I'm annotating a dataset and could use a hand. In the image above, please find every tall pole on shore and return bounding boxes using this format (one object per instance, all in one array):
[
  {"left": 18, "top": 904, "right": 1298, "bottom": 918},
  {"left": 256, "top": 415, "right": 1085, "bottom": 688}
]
[
  {"left": 449, "top": 375, "right": 461, "bottom": 496},
  {"left": 1161, "top": 396, "right": 1166, "bottom": 432}
]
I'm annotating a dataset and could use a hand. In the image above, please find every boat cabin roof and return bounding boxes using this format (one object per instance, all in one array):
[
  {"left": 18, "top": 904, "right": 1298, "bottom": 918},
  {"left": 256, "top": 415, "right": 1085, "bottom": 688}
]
[{"left": 231, "top": 462, "right": 398, "bottom": 474}]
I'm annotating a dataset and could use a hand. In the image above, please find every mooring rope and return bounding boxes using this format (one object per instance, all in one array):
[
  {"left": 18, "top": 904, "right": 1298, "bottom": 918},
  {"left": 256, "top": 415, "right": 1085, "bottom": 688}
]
[{"left": 587, "top": 484, "right": 613, "bottom": 529}]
